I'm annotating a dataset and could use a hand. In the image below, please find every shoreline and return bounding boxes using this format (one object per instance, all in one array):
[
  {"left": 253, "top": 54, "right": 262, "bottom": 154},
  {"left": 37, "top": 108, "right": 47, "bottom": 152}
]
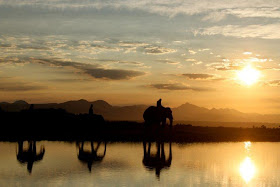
[{"left": 1, "top": 121, "right": 280, "bottom": 143}]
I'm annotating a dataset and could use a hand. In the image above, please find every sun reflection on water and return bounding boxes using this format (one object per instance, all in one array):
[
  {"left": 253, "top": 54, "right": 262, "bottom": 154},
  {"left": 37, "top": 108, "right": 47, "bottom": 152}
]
[
  {"left": 239, "top": 141, "right": 256, "bottom": 183},
  {"left": 240, "top": 156, "right": 256, "bottom": 183},
  {"left": 244, "top": 141, "right": 251, "bottom": 151}
]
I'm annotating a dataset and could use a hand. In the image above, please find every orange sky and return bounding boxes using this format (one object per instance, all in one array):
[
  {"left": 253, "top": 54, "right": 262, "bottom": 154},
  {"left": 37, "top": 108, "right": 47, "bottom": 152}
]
[{"left": 0, "top": 0, "right": 280, "bottom": 114}]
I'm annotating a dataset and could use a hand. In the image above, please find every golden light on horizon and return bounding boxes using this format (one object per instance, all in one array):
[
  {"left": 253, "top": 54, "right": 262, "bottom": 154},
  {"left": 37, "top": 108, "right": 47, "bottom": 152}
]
[
  {"left": 237, "top": 65, "right": 260, "bottom": 86},
  {"left": 240, "top": 156, "right": 256, "bottom": 183}
]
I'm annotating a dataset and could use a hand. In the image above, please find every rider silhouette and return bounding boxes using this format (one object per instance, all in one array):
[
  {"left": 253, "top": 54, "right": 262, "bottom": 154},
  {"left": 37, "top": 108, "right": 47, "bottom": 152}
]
[
  {"left": 89, "top": 104, "right": 94, "bottom": 115},
  {"left": 157, "top": 99, "right": 162, "bottom": 108}
]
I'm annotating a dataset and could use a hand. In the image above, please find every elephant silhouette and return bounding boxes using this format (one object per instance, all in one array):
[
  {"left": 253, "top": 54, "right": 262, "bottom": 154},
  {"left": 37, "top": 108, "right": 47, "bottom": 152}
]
[
  {"left": 143, "top": 106, "right": 173, "bottom": 128},
  {"left": 142, "top": 141, "right": 172, "bottom": 178},
  {"left": 16, "top": 141, "right": 45, "bottom": 173},
  {"left": 77, "top": 141, "right": 107, "bottom": 172}
]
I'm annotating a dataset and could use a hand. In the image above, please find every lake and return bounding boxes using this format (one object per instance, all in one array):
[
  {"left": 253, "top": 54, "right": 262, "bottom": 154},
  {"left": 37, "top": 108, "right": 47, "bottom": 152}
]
[{"left": 1, "top": 141, "right": 280, "bottom": 186}]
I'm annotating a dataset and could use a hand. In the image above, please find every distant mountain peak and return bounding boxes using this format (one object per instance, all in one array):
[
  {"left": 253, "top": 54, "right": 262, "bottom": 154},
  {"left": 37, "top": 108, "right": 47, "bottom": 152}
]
[
  {"left": 13, "top": 100, "right": 28, "bottom": 105},
  {"left": 77, "top": 99, "right": 89, "bottom": 103},
  {"left": 92, "top": 100, "right": 112, "bottom": 108},
  {"left": 176, "top": 102, "right": 208, "bottom": 111}
]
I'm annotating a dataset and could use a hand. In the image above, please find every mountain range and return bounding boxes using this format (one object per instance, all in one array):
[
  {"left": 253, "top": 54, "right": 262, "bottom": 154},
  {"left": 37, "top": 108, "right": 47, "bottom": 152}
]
[{"left": 1, "top": 99, "right": 280, "bottom": 124}]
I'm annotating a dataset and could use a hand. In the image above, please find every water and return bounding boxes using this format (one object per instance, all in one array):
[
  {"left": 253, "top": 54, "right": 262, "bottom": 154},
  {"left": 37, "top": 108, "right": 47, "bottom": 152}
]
[{"left": 1, "top": 141, "right": 280, "bottom": 187}]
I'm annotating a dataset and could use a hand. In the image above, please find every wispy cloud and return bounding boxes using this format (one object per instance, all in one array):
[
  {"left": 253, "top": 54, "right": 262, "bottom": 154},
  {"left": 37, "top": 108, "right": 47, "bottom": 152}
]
[
  {"left": 1, "top": 57, "right": 146, "bottom": 80},
  {"left": 265, "top": 80, "right": 280, "bottom": 87},
  {"left": 156, "top": 59, "right": 180, "bottom": 65},
  {"left": 195, "top": 24, "right": 280, "bottom": 39},
  {"left": 144, "top": 46, "right": 176, "bottom": 55},
  {"left": 0, "top": 77, "right": 46, "bottom": 92},
  {"left": 147, "top": 83, "right": 213, "bottom": 91},
  {"left": 181, "top": 73, "right": 215, "bottom": 80},
  {"left": 35, "top": 58, "right": 146, "bottom": 80},
  {"left": 1, "top": 0, "right": 280, "bottom": 20}
]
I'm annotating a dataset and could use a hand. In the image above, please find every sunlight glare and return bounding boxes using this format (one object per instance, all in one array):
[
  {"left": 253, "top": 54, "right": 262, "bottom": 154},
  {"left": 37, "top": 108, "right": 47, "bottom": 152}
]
[
  {"left": 240, "top": 156, "right": 256, "bottom": 183},
  {"left": 244, "top": 141, "right": 251, "bottom": 151},
  {"left": 237, "top": 65, "right": 260, "bottom": 86}
]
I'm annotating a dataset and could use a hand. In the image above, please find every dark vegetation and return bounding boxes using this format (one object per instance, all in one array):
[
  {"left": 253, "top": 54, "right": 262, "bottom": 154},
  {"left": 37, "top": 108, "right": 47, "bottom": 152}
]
[{"left": 1, "top": 106, "right": 280, "bottom": 142}]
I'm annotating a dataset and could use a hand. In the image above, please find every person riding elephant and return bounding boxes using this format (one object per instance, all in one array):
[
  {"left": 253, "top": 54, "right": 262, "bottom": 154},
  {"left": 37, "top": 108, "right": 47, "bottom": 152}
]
[{"left": 143, "top": 99, "right": 173, "bottom": 128}]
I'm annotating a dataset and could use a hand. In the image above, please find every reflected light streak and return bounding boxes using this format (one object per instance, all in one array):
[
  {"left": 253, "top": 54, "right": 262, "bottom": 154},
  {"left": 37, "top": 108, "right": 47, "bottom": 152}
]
[{"left": 240, "top": 156, "right": 256, "bottom": 183}]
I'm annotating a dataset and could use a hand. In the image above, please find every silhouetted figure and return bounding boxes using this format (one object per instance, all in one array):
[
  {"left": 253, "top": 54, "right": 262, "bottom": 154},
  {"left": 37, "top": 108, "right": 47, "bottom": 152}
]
[
  {"left": 157, "top": 99, "right": 162, "bottom": 108},
  {"left": 17, "top": 141, "right": 45, "bottom": 173},
  {"left": 77, "top": 141, "right": 106, "bottom": 172},
  {"left": 143, "top": 99, "right": 173, "bottom": 128},
  {"left": 89, "top": 104, "right": 94, "bottom": 115},
  {"left": 142, "top": 141, "right": 172, "bottom": 179}
]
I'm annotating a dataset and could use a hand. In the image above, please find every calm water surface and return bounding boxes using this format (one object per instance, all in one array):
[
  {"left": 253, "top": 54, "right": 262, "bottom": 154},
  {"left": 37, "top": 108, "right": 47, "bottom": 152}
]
[{"left": 1, "top": 141, "right": 280, "bottom": 187}]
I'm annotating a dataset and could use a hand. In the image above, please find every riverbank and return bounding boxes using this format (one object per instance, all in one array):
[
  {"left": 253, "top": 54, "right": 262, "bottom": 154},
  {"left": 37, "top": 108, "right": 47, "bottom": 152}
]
[{"left": 1, "top": 121, "right": 280, "bottom": 142}]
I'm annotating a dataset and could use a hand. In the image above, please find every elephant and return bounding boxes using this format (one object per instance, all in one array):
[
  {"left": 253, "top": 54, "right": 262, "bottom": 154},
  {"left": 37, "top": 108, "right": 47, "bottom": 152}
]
[
  {"left": 143, "top": 106, "right": 173, "bottom": 128},
  {"left": 16, "top": 141, "right": 45, "bottom": 173}
]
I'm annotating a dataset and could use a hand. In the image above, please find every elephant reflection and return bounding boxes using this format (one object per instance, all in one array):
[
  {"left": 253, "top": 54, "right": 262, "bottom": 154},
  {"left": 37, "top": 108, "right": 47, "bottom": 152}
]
[
  {"left": 77, "top": 141, "right": 106, "bottom": 172},
  {"left": 142, "top": 141, "right": 172, "bottom": 178},
  {"left": 143, "top": 106, "right": 173, "bottom": 128},
  {"left": 16, "top": 141, "right": 45, "bottom": 173}
]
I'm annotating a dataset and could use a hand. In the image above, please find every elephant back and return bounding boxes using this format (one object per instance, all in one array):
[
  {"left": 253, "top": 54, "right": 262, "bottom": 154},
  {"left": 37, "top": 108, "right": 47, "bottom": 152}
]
[{"left": 143, "top": 106, "right": 159, "bottom": 122}]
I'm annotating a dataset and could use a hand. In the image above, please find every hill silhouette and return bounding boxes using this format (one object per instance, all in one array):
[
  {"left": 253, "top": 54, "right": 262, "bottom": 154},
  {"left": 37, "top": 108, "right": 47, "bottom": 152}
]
[{"left": 1, "top": 99, "right": 280, "bottom": 123}]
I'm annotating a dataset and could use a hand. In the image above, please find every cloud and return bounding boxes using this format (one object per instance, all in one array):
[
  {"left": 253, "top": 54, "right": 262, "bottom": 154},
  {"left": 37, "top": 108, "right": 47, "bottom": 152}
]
[
  {"left": 90, "top": 44, "right": 120, "bottom": 52},
  {"left": 266, "top": 80, "right": 280, "bottom": 86},
  {"left": 215, "top": 65, "right": 242, "bottom": 71},
  {"left": 195, "top": 24, "right": 280, "bottom": 39},
  {"left": 202, "top": 11, "right": 227, "bottom": 22},
  {"left": 181, "top": 73, "right": 215, "bottom": 80},
  {"left": 185, "top": 59, "right": 196, "bottom": 62},
  {"left": 243, "top": 52, "right": 252, "bottom": 55},
  {"left": 156, "top": 59, "right": 180, "bottom": 65},
  {"left": 144, "top": 46, "right": 176, "bottom": 55},
  {"left": 17, "top": 44, "right": 51, "bottom": 50},
  {"left": 0, "top": 44, "right": 12, "bottom": 48},
  {"left": 118, "top": 41, "right": 149, "bottom": 47},
  {"left": 188, "top": 50, "right": 197, "bottom": 55},
  {"left": 0, "top": 78, "right": 46, "bottom": 92},
  {"left": 224, "top": 7, "right": 280, "bottom": 19},
  {"left": 116, "top": 61, "right": 144, "bottom": 66},
  {"left": 0, "top": 84, "right": 45, "bottom": 91},
  {"left": 2, "top": 0, "right": 280, "bottom": 20},
  {"left": 206, "top": 62, "right": 243, "bottom": 71},
  {"left": 192, "top": 61, "right": 203, "bottom": 65},
  {"left": 83, "top": 68, "right": 144, "bottom": 80},
  {"left": 48, "top": 78, "right": 90, "bottom": 82},
  {"left": 94, "top": 59, "right": 150, "bottom": 68},
  {"left": 1, "top": 57, "right": 145, "bottom": 80},
  {"left": 147, "top": 83, "right": 212, "bottom": 91},
  {"left": 34, "top": 58, "right": 145, "bottom": 80}
]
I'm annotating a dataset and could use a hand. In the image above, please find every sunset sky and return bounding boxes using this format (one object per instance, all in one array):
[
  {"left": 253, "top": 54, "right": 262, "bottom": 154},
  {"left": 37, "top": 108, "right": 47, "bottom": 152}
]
[{"left": 0, "top": 0, "right": 280, "bottom": 113}]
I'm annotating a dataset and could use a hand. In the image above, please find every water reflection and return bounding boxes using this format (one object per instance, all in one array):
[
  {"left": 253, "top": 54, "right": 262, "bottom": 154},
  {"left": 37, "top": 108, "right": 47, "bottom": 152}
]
[
  {"left": 1, "top": 141, "right": 280, "bottom": 186},
  {"left": 16, "top": 141, "right": 45, "bottom": 173},
  {"left": 239, "top": 141, "right": 256, "bottom": 183},
  {"left": 77, "top": 141, "right": 107, "bottom": 172},
  {"left": 240, "top": 156, "right": 256, "bottom": 183},
  {"left": 142, "top": 141, "right": 172, "bottom": 178},
  {"left": 244, "top": 141, "right": 251, "bottom": 151}
]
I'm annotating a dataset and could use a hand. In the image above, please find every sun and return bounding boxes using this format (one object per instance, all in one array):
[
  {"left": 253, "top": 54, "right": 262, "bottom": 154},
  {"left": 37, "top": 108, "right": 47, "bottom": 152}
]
[{"left": 237, "top": 65, "right": 260, "bottom": 86}]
